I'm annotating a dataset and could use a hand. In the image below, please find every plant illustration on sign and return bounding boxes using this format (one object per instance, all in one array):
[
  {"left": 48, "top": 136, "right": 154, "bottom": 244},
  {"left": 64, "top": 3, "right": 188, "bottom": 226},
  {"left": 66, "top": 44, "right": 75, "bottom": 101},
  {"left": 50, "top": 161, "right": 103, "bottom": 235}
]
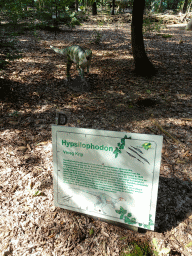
[
  {"left": 142, "top": 142, "right": 151, "bottom": 150},
  {"left": 113, "top": 135, "right": 131, "bottom": 158},
  {"left": 116, "top": 207, "right": 154, "bottom": 229},
  {"left": 116, "top": 206, "right": 136, "bottom": 224}
]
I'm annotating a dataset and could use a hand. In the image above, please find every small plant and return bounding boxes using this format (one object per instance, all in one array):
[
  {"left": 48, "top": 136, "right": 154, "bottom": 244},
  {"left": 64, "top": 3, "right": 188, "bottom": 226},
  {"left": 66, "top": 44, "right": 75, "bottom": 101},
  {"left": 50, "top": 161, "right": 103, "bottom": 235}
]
[
  {"left": 146, "top": 89, "right": 151, "bottom": 94},
  {"left": 152, "top": 238, "right": 170, "bottom": 256},
  {"left": 121, "top": 240, "right": 154, "bottom": 256},
  {"left": 89, "top": 228, "right": 94, "bottom": 235},
  {"left": 90, "top": 30, "right": 102, "bottom": 44},
  {"left": 161, "top": 34, "right": 172, "bottom": 38}
]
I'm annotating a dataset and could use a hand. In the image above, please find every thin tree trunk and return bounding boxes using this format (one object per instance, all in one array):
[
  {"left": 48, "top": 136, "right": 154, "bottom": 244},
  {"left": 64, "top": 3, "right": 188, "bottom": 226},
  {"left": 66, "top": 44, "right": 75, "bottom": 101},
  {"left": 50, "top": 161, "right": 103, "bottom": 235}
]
[
  {"left": 131, "top": 0, "right": 156, "bottom": 76},
  {"left": 92, "top": 2, "right": 97, "bottom": 15},
  {"left": 111, "top": 0, "right": 115, "bottom": 15},
  {"left": 75, "top": 0, "right": 78, "bottom": 12},
  {"left": 183, "top": 0, "right": 188, "bottom": 13}
]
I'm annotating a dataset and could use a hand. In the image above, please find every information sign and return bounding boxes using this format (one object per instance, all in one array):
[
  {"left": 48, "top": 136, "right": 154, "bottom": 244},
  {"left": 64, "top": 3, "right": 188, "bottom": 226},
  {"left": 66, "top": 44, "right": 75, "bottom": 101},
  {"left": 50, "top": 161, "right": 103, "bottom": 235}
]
[{"left": 52, "top": 126, "right": 163, "bottom": 230}]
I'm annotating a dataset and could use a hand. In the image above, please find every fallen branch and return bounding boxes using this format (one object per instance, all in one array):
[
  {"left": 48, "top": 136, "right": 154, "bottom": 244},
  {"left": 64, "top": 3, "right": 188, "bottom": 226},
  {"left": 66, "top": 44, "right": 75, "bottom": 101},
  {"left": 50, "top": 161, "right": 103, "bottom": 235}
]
[
  {"left": 181, "top": 118, "right": 192, "bottom": 121},
  {"left": 153, "top": 121, "right": 185, "bottom": 148}
]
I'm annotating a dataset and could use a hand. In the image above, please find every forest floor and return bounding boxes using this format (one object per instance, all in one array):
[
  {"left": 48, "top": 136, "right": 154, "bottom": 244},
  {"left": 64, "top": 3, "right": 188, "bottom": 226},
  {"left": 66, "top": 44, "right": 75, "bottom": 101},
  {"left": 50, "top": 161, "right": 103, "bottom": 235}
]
[{"left": 0, "top": 10, "right": 192, "bottom": 256}]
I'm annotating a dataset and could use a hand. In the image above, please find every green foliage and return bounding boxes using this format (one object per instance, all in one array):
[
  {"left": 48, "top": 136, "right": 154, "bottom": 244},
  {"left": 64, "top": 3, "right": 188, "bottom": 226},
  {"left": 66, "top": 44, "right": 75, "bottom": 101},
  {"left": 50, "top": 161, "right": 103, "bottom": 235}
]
[
  {"left": 0, "top": 0, "right": 81, "bottom": 30},
  {"left": 149, "top": 0, "right": 186, "bottom": 13},
  {"left": 151, "top": 0, "right": 163, "bottom": 12},
  {"left": 161, "top": 34, "right": 172, "bottom": 38},
  {"left": 143, "top": 17, "right": 163, "bottom": 34},
  {"left": 89, "top": 228, "right": 94, "bottom": 235},
  {"left": 185, "top": 241, "right": 192, "bottom": 248},
  {"left": 1, "top": 0, "right": 32, "bottom": 26},
  {"left": 146, "top": 89, "right": 151, "bottom": 94},
  {"left": 152, "top": 238, "right": 171, "bottom": 255},
  {"left": 121, "top": 240, "right": 154, "bottom": 256}
]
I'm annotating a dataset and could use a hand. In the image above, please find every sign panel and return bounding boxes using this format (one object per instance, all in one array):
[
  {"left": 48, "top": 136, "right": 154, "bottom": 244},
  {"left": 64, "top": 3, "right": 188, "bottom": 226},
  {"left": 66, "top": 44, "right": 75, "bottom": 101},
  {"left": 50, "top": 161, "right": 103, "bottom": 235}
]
[{"left": 52, "top": 126, "right": 163, "bottom": 230}]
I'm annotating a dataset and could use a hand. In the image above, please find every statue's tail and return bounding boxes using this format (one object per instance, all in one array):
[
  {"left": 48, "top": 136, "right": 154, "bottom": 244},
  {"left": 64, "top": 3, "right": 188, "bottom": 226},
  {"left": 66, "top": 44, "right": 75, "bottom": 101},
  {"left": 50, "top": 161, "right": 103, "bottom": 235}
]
[{"left": 50, "top": 45, "right": 66, "bottom": 55}]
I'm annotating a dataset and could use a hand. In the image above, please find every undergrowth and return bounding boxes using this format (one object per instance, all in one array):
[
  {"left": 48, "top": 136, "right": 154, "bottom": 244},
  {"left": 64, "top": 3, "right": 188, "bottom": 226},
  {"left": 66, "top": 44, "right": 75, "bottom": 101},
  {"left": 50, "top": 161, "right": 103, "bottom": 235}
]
[
  {"left": 121, "top": 240, "right": 155, "bottom": 256},
  {"left": 143, "top": 16, "right": 164, "bottom": 33}
]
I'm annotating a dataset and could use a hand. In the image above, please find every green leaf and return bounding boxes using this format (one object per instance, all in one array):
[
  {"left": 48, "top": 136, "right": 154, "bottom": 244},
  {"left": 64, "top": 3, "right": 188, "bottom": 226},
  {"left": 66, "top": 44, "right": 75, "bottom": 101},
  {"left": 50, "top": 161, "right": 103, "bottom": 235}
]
[
  {"left": 144, "top": 224, "right": 150, "bottom": 229},
  {"left": 120, "top": 206, "right": 127, "bottom": 214},
  {"left": 113, "top": 147, "right": 121, "bottom": 154},
  {"left": 116, "top": 206, "right": 127, "bottom": 215},
  {"left": 127, "top": 213, "right": 132, "bottom": 217},
  {"left": 89, "top": 228, "right": 94, "bottom": 235},
  {"left": 124, "top": 216, "right": 130, "bottom": 223},
  {"left": 34, "top": 190, "right": 40, "bottom": 196},
  {"left": 130, "top": 218, "right": 136, "bottom": 224},
  {"left": 142, "top": 143, "right": 151, "bottom": 150},
  {"left": 120, "top": 214, "right": 124, "bottom": 219},
  {"left": 186, "top": 241, "right": 192, "bottom": 248},
  {"left": 152, "top": 238, "right": 158, "bottom": 250},
  {"left": 119, "top": 144, "right": 124, "bottom": 149},
  {"left": 33, "top": 190, "right": 45, "bottom": 196},
  {"left": 119, "top": 237, "right": 126, "bottom": 240}
]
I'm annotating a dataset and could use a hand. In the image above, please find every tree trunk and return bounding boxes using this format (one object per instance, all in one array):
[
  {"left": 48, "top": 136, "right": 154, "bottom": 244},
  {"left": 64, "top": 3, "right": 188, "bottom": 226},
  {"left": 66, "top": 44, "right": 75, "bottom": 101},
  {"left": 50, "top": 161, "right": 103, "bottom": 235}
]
[
  {"left": 183, "top": 0, "right": 188, "bottom": 13},
  {"left": 131, "top": 0, "right": 156, "bottom": 77},
  {"left": 75, "top": 0, "right": 78, "bottom": 12},
  {"left": 111, "top": 0, "right": 115, "bottom": 15},
  {"left": 92, "top": 2, "right": 97, "bottom": 15}
]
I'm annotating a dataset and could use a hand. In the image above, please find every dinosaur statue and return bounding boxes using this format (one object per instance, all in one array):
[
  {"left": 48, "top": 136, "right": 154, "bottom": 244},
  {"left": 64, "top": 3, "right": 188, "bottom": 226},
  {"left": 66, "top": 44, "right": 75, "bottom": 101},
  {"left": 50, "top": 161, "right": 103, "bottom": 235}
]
[{"left": 50, "top": 45, "right": 92, "bottom": 90}]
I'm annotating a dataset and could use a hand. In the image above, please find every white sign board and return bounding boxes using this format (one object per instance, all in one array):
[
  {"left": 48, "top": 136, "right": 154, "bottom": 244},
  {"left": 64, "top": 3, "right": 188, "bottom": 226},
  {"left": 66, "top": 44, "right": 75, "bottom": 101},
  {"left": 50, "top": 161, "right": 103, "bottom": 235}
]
[{"left": 52, "top": 126, "right": 163, "bottom": 230}]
